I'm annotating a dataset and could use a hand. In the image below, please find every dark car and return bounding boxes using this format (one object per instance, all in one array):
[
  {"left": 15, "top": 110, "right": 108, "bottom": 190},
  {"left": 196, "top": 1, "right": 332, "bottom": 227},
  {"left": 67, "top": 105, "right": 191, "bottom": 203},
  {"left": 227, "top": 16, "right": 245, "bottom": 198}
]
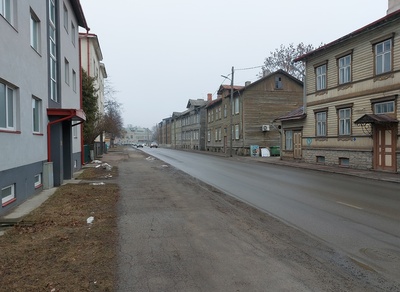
[
  {"left": 150, "top": 142, "right": 158, "bottom": 148},
  {"left": 137, "top": 144, "right": 143, "bottom": 148}
]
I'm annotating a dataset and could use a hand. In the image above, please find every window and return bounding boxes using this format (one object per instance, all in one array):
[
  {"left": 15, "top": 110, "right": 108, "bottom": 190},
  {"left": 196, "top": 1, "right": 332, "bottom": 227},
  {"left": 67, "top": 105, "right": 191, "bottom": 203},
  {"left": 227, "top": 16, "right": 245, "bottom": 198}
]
[
  {"left": 338, "top": 55, "right": 351, "bottom": 84},
  {"left": 1, "top": 0, "right": 12, "bottom": 24},
  {"left": 374, "top": 101, "right": 395, "bottom": 114},
  {"left": 30, "top": 11, "right": 40, "bottom": 52},
  {"left": 316, "top": 156, "right": 325, "bottom": 163},
  {"left": 338, "top": 108, "right": 351, "bottom": 136},
  {"left": 0, "top": 82, "right": 15, "bottom": 130},
  {"left": 224, "top": 104, "right": 227, "bottom": 118},
  {"left": 32, "top": 97, "right": 41, "bottom": 133},
  {"left": 275, "top": 76, "right": 282, "bottom": 89},
  {"left": 215, "top": 129, "right": 218, "bottom": 141},
  {"left": 49, "top": 0, "right": 58, "bottom": 102},
  {"left": 375, "top": 39, "right": 391, "bottom": 75},
  {"left": 63, "top": 4, "right": 68, "bottom": 32},
  {"left": 339, "top": 157, "right": 350, "bottom": 167},
  {"left": 234, "top": 124, "right": 239, "bottom": 140},
  {"left": 234, "top": 97, "right": 239, "bottom": 114},
  {"left": 316, "top": 111, "right": 327, "bottom": 136},
  {"left": 34, "top": 174, "right": 42, "bottom": 188},
  {"left": 316, "top": 64, "right": 326, "bottom": 91},
  {"left": 207, "top": 130, "right": 211, "bottom": 142},
  {"left": 285, "top": 130, "right": 293, "bottom": 150},
  {"left": 72, "top": 69, "right": 77, "bottom": 92},
  {"left": 72, "top": 122, "right": 78, "bottom": 138},
  {"left": 2, "top": 184, "right": 16, "bottom": 207},
  {"left": 71, "top": 22, "right": 76, "bottom": 45},
  {"left": 65, "top": 58, "right": 70, "bottom": 85}
]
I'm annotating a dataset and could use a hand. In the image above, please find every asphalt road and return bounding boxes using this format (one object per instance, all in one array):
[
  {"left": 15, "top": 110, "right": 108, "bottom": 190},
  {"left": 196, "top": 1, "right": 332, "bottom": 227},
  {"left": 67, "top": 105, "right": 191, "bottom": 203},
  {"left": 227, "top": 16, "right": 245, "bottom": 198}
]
[{"left": 140, "top": 147, "right": 400, "bottom": 284}]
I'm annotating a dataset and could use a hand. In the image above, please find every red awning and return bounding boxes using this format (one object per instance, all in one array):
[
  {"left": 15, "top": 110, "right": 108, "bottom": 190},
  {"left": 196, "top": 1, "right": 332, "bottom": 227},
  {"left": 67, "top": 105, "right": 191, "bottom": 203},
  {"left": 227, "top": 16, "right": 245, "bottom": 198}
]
[{"left": 47, "top": 108, "right": 86, "bottom": 121}]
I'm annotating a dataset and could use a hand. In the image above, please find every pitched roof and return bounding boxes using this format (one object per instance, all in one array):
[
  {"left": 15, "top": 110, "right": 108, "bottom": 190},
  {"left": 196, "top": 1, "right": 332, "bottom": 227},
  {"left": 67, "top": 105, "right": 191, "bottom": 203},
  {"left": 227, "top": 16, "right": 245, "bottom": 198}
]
[
  {"left": 239, "top": 69, "right": 302, "bottom": 92},
  {"left": 294, "top": 10, "right": 400, "bottom": 62},
  {"left": 274, "top": 106, "right": 306, "bottom": 122},
  {"left": 187, "top": 99, "right": 207, "bottom": 108}
]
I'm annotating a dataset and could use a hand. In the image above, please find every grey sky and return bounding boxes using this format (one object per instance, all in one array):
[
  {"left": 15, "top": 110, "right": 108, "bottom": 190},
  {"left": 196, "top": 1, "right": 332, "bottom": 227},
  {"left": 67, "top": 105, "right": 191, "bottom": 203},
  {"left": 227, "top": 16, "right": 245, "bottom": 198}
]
[{"left": 79, "top": 0, "right": 387, "bottom": 129}]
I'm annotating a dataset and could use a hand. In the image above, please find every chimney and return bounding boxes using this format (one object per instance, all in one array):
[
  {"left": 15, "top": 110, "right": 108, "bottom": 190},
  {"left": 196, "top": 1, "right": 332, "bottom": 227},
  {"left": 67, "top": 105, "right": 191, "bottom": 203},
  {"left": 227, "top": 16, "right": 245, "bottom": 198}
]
[
  {"left": 207, "top": 93, "right": 212, "bottom": 101},
  {"left": 387, "top": 0, "right": 400, "bottom": 14}
]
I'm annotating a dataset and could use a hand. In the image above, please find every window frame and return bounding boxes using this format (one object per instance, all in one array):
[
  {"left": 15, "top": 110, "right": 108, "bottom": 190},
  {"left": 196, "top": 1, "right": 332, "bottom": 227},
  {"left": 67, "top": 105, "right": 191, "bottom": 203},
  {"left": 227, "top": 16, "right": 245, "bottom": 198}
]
[
  {"left": 1, "top": 0, "right": 13, "bottom": 24},
  {"left": 338, "top": 107, "right": 352, "bottom": 136},
  {"left": 32, "top": 97, "right": 42, "bottom": 133},
  {"left": 285, "top": 130, "right": 293, "bottom": 151},
  {"left": 234, "top": 124, "right": 239, "bottom": 140},
  {"left": 315, "top": 110, "right": 327, "bottom": 137},
  {"left": 34, "top": 174, "right": 42, "bottom": 188},
  {"left": 64, "top": 58, "right": 70, "bottom": 85},
  {"left": 30, "top": 10, "right": 41, "bottom": 53},
  {"left": 0, "top": 82, "right": 15, "bottom": 130},
  {"left": 2, "top": 184, "right": 16, "bottom": 207},
  {"left": 316, "top": 64, "right": 327, "bottom": 91},
  {"left": 375, "top": 39, "right": 392, "bottom": 75},
  {"left": 63, "top": 3, "right": 68, "bottom": 33},
  {"left": 338, "top": 54, "right": 351, "bottom": 84}
]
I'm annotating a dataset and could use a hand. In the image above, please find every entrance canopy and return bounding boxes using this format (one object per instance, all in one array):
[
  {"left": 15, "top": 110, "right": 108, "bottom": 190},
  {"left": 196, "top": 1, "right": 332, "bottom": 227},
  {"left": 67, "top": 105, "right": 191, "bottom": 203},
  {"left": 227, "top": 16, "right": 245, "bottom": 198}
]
[{"left": 354, "top": 114, "right": 398, "bottom": 125}]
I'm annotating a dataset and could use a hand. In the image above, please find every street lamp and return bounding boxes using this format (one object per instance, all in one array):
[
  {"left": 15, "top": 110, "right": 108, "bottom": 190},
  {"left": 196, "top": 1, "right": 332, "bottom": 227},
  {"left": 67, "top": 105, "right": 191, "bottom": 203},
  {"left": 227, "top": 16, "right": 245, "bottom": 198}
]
[{"left": 221, "top": 66, "right": 234, "bottom": 157}]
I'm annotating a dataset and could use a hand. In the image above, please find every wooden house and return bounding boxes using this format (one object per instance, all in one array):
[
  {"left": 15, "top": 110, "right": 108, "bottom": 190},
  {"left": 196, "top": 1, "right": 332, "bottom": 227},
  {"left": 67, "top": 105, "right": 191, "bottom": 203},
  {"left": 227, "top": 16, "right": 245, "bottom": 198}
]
[{"left": 294, "top": 9, "right": 400, "bottom": 172}]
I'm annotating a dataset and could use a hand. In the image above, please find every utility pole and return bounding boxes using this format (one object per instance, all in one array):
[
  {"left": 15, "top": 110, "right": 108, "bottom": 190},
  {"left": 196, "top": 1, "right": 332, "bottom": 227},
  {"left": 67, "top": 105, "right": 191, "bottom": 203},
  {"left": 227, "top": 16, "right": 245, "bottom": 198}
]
[{"left": 230, "top": 66, "right": 234, "bottom": 157}]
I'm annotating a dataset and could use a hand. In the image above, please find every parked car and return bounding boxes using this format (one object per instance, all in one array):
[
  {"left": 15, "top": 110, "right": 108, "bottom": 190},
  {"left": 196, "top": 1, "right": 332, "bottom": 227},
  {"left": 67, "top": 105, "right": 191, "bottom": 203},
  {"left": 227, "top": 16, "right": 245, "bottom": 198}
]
[
  {"left": 150, "top": 142, "right": 158, "bottom": 148},
  {"left": 137, "top": 144, "right": 143, "bottom": 148}
]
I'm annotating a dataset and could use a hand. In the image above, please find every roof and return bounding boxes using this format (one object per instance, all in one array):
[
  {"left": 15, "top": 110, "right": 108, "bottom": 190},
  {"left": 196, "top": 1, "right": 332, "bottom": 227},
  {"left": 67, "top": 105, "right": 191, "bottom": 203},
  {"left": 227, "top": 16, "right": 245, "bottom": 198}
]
[
  {"left": 186, "top": 99, "right": 207, "bottom": 108},
  {"left": 354, "top": 114, "right": 398, "bottom": 124},
  {"left": 239, "top": 69, "right": 302, "bottom": 92},
  {"left": 217, "top": 85, "right": 245, "bottom": 95},
  {"left": 294, "top": 9, "right": 400, "bottom": 62},
  {"left": 206, "top": 97, "right": 223, "bottom": 108},
  {"left": 274, "top": 107, "right": 306, "bottom": 122},
  {"left": 71, "top": 0, "right": 89, "bottom": 30}
]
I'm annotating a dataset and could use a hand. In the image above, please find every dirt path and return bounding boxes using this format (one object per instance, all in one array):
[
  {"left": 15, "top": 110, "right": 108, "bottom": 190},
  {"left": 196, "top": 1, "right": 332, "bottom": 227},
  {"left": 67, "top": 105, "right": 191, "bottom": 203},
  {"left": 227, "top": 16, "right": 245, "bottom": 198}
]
[{"left": 116, "top": 149, "right": 397, "bottom": 292}]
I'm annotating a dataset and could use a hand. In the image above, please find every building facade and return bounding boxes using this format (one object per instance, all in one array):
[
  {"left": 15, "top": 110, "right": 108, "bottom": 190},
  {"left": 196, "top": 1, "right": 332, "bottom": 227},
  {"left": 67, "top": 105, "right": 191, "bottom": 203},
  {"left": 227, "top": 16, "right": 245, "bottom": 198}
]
[
  {"left": 0, "top": 0, "right": 88, "bottom": 216},
  {"left": 295, "top": 8, "right": 400, "bottom": 172}
]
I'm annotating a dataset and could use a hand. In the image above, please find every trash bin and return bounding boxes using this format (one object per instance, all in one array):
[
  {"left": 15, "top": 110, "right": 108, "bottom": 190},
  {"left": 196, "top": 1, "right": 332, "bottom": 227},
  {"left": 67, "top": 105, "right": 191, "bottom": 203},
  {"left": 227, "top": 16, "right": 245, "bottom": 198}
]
[{"left": 269, "top": 146, "right": 280, "bottom": 156}]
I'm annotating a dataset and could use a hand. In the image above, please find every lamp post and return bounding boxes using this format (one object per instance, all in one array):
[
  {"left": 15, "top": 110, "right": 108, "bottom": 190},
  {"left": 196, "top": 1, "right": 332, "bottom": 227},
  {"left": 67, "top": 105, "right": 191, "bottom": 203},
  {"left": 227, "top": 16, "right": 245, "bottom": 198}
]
[{"left": 221, "top": 66, "right": 234, "bottom": 157}]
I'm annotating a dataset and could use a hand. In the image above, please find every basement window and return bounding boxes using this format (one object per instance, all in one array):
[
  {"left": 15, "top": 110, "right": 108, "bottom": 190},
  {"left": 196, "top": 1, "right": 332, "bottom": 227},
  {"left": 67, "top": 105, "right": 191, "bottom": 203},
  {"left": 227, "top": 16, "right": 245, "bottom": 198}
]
[{"left": 339, "top": 157, "right": 350, "bottom": 167}]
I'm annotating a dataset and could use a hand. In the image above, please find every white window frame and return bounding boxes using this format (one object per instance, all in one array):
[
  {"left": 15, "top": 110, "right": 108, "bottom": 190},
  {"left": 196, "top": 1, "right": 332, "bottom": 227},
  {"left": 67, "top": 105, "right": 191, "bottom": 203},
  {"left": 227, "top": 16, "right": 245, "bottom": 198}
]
[
  {"left": 224, "top": 104, "right": 227, "bottom": 118},
  {"left": 30, "top": 10, "right": 41, "bottom": 52},
  {"left": 0, "top": 82, "right": 15, "bottom": 130},
  {"left": 374, "top": 101, "right": 395, "bottom": 114},
  {"left": 71, "top": 22, "right": 76, "bottom": 45},
  {"left": 1, "top": 0, "right": 13, "bottom": 24},
  {"left": 34, "top": 174, "right": 42, "bottom": 188},
  {"left": 234, "top": 124, "right": 239, "bottom": 140},
  {"left": 207, "top": 130, "right": 211, "bottom": 142},
  {"left": 316, "top": 64, "right": 326, "bottom": 91},
  {"left": 32, "top": 97, "right": 41, "bottom": 133},
  {"left": 72, "top": 69, "right": 77, "bottom": 92},
  {"left": 49, "top": 0, "right": 58, "bottom": 102},
  {"left": 285, "top": 130, "right": 293, "bottom": 151},
  {"left": 375, "top": 39, "right": 392, "bottom": 75},
  {"left": 65, "top": 58, "right": 70, "bottom": 85},
  {"left": 316, "top": 111, "right": 327, "bottom": 136},
  {"left": 234, "top": 97, "right": 239, "bottom": 114},
  {"left": 338, "top": 108, "right": 351, "bottom": 136},
  {"left": 2, "top": 184, "right": 16, "bottom": 206},
  {"left": 339, "top": 55, "right": 351, "bottom": 84},
  {"left": 63, "top": 3, "right": 68, "bottom": 32}
]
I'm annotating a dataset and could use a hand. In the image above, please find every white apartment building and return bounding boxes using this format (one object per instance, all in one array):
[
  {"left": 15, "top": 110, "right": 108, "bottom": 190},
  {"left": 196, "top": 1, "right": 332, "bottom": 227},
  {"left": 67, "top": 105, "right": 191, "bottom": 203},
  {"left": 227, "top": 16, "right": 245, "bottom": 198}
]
[{"left": 0, "top": 0, "right": 88, "bottom": 216}]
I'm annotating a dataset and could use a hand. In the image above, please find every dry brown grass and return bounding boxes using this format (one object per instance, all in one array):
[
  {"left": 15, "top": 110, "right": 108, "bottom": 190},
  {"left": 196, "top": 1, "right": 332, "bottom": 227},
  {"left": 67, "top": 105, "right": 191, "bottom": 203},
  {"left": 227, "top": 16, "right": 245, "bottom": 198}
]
[{"left": 0, "top": 166, "right": 119, "bottom": 292}]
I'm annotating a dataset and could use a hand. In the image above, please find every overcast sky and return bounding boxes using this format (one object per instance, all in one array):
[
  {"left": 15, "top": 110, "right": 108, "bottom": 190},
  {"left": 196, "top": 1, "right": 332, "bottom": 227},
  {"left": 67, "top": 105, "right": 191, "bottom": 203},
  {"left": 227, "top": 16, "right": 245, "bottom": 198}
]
[{"left": 79, "top": 0, "right": 387, "bottom": 129}]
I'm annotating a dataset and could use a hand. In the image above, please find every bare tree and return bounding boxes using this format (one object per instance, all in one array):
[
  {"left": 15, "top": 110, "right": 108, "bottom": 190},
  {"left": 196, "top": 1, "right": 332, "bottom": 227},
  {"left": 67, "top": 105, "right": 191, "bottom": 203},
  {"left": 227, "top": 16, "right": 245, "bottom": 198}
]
[
  {"left": 103, "top": 79, "right": 124, "bottom": 147},
  {"left": 260, "top": 43, "right": 320, "bottom": 80}
]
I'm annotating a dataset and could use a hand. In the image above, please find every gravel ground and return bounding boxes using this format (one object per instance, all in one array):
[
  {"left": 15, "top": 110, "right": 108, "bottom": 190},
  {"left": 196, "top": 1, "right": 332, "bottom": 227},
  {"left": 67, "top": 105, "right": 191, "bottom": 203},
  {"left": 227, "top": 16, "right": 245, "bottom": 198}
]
[{"left": 116, "top": 149, "right": 399, "bottom": 292}]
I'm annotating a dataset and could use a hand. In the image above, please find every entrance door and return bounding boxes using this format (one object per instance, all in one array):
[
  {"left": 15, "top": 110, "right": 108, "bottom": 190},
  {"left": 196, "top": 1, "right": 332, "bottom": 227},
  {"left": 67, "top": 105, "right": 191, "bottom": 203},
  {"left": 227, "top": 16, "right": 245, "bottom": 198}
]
[
  {"left": 374, "top": 125, "right": 396, "bottom": 172},
  {"left": 293, "top": 131, "right": 302, "bottom": 159}
]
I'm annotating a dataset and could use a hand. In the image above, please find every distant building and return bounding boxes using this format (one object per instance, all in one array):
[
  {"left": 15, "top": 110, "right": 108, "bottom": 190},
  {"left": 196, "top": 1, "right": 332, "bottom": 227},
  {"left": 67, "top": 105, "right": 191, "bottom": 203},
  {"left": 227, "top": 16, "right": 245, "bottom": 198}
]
[{"left": 115, "top": 126, "right": 152, "bottom": 145}]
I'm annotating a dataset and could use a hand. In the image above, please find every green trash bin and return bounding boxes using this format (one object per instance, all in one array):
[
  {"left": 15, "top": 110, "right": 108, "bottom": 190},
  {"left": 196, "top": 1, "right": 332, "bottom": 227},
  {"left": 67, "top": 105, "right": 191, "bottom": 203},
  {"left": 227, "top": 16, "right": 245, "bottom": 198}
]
[{"left": 270, "top": 146, "right": 280, "bottom": 156}]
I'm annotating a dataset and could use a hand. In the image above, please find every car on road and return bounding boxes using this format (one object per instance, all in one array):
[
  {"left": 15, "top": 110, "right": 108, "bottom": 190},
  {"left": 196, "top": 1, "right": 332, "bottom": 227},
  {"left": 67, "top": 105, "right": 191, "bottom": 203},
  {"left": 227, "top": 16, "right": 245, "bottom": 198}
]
[
  {"left": 150, "top": 142, "right": 158, "bottom": 148},
  {"left": 137, "top": 144, "right": 143, "bottom": 148}
]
